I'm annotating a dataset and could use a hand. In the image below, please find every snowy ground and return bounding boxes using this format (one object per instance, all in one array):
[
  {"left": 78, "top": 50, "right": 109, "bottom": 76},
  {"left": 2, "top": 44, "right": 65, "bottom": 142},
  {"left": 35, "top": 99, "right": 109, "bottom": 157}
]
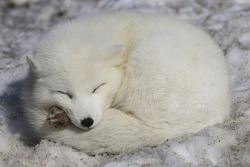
[{"left": 0, "top": 0, "right": 250, "bottom": 166}]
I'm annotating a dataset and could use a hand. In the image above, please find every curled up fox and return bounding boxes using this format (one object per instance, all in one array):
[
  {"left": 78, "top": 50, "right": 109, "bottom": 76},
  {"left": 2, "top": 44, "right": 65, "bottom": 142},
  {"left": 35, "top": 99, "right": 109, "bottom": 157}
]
[{"left": 23, "top": 11, "right": 231, "bottom": 154}]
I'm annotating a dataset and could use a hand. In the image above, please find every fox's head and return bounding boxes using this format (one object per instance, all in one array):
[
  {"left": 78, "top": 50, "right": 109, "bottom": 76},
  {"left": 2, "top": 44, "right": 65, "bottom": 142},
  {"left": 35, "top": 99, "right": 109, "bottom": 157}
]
[{"left": 26, "top": 24, "right": 127, "bottom": 130}]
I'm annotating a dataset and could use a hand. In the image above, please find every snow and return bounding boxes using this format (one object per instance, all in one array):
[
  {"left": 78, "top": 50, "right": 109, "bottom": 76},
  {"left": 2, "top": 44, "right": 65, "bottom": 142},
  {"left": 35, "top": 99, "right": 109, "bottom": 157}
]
[{"left": 0, "top": 0, "right": 250, "bottom": 166}]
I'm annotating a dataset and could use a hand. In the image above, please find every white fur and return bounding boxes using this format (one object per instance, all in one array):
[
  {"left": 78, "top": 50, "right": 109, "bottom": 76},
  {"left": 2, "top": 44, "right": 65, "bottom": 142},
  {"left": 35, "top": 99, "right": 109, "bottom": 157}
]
[{"left": 23, "top": 11, "right": 231, "bottom": 154}]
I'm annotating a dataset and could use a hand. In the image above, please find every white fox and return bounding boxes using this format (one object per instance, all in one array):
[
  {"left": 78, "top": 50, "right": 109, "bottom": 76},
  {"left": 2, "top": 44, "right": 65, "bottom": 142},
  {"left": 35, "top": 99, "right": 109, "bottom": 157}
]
[{"left": 23, "top": 12, "right": 231, "bottom": 154}]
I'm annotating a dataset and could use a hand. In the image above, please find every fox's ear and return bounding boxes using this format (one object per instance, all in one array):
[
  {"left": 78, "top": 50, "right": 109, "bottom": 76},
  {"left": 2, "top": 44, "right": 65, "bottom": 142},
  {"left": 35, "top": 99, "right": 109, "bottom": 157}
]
[
  {"left": 26, "top": 53, "right": 37, "bottom": 69},
  {"left": 109, "top": 45, "right": 127, "bottom": 67}
]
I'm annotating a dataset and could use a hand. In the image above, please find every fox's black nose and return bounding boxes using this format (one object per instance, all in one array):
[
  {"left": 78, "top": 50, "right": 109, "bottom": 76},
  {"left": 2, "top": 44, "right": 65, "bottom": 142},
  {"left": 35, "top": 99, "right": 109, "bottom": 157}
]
[{"left": 81, "top": 117, "right": 93, "bottom": 128}]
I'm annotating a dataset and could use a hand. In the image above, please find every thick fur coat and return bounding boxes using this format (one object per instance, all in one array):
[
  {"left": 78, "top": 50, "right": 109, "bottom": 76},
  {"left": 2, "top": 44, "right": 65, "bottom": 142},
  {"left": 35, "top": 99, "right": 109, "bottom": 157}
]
[{"left": 23, "top": 12, "right": 231, "bottom": 154}]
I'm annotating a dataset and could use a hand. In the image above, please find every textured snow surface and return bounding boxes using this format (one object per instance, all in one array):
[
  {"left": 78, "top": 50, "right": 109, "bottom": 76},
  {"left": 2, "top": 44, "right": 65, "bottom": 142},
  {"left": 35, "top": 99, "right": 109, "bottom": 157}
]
[{"left": 0, "top": 0, "right": 250, "bottom": 166}]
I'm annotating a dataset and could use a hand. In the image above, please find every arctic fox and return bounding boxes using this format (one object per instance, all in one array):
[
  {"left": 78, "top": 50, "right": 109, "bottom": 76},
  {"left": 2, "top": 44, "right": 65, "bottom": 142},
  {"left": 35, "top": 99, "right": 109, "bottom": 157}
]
[{"left": 23, "top": 11, "right": 231, "bottom": 154}]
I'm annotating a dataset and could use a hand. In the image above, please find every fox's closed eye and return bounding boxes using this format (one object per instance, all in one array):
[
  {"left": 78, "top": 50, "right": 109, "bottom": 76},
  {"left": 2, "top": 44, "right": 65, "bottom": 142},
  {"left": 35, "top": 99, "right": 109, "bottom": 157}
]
[
  {"left": 92, "top": 83, "right": 106, "bottom": 93},
  {"left": 56, "top": 91, "right": 73, "bottom": 98}
]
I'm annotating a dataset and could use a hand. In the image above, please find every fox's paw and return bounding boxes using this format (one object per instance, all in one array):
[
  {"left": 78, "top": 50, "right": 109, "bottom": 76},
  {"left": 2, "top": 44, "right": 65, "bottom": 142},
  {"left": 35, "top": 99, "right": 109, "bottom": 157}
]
[{"left": 47, "top": 106, "right": 70, "bottom": 128}]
